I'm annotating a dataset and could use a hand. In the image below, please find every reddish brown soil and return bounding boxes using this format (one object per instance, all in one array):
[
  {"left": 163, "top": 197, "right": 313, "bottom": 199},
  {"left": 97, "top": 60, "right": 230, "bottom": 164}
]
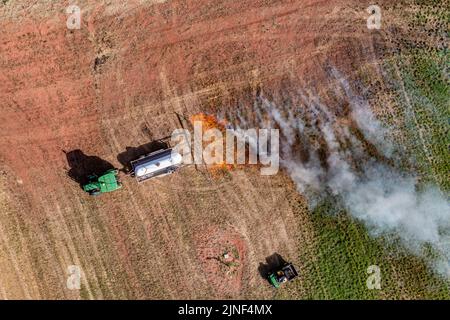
[
  {"left": 194, "top": 225, "right": 246, "bottom": 298},
  {"left": 0, "top": 0, "right": 388, "bottom": 299}
]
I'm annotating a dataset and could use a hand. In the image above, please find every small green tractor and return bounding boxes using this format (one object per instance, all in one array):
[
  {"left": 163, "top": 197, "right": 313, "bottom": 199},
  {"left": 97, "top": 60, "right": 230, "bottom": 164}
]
[
  {"left": 268, "top": 263, "right": 298, "bottom": 288},
  {"left": 82, "top": 169, "right": 122, "bottom": 196}
]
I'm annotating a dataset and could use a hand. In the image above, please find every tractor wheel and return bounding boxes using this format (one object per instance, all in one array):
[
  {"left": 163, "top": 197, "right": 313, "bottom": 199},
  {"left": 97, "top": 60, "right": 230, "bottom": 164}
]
[{"left": 89, "top": 190, "right": 101, "bottom": 196}]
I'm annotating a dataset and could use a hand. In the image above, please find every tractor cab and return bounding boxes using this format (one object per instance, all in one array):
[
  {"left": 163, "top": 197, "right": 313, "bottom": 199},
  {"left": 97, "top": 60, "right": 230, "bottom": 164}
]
[
  {"left": 82, "top": 169, "right": 122, "bottom": 196},
  {"left": 268, "top": 263, "right": 298, "bottom": 288}
]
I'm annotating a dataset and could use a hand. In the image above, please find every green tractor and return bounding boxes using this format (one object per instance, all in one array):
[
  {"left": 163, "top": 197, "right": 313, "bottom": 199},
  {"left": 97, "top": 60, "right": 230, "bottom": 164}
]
[
  {"left": 82, "top": 169, "right": 122, "bottom": 196},
  {"left": 268, "top": 263, "right": 298, "bottom": 288}
]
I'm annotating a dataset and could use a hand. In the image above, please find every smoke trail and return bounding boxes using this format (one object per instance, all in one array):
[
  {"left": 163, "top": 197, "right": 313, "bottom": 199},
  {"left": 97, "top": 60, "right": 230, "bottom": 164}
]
[{"left": 224, "top": 70, "right": 450, "bottom": 277}]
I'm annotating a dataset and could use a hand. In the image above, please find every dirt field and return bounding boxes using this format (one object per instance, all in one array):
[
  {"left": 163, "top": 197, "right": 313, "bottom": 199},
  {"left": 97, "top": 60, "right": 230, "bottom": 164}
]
[{"left": 0, "top": 0, "right": 419, "bottom": 299}]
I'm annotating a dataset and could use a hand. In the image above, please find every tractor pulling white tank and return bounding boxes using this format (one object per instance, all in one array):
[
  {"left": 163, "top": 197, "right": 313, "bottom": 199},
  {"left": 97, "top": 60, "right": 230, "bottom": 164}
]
[{"left": 130, "top": 148, "right": 183, "bottom": 182}]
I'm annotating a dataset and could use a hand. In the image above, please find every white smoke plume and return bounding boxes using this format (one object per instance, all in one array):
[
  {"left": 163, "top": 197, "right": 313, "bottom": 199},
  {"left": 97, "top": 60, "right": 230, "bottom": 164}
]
[{"left": 223, "top": 69, "right": 450, "bottom": 278}]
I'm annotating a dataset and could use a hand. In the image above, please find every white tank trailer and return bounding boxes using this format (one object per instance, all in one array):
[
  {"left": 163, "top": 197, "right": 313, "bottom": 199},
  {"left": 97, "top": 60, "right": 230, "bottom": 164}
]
[{"left": 130, "top": 148, "right": 183, "bottom": 182}]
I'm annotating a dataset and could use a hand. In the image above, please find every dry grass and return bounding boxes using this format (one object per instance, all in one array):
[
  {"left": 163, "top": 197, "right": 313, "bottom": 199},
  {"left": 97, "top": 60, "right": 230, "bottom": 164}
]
[{"left": 0, "top": 0, "right": 448, "bottom": 299}]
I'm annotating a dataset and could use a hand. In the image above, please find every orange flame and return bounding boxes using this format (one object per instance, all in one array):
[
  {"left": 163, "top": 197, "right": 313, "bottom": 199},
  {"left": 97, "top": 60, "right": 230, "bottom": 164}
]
[
  {"left": 189, "top": 113, "right": 234, "bottom": 176},
  {"left": 190, "top": 113, "right": 227, "bottom": 131}
]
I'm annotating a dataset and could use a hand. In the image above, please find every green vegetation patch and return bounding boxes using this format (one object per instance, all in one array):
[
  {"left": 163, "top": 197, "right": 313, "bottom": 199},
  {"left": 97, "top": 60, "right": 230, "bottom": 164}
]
[{"left": 299, "top": 203, "right": 450, "bottom": 299}]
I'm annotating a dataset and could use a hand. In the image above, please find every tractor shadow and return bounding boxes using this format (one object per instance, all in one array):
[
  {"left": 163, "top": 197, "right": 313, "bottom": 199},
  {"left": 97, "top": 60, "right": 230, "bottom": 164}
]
[
  {"left": 64, "top": 149, "right": 114, "bottom": 187},
  {"left": 117, "top": 140, "right": 168, "bottom": 173},
  {"left": 258, "top": 253, "right": 288, "bottom": 283}
]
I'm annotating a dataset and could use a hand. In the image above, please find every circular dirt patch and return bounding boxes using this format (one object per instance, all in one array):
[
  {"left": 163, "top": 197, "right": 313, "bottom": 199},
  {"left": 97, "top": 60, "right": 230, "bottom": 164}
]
[{"left": 194, "top": 226, "right": 247, "bottom": 298}]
